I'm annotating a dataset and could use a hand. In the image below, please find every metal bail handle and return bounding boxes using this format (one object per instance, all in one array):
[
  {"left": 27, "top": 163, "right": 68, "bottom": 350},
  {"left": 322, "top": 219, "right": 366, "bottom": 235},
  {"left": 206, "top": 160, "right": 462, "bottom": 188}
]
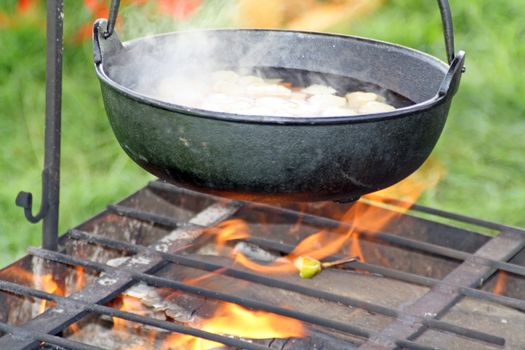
[
  {"left": 104, "top": 0, "right": 120, "bottom": 39},
  {"left": 437, "top": 0, "right": 456, "bottom": 64},
  {"left": 104, "top": 0, "right": 456, "bottom": 63}
]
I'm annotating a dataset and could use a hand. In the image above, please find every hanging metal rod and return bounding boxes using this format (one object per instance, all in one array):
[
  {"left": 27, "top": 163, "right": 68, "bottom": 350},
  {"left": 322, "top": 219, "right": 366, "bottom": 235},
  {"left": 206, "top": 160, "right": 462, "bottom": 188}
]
[{"left": 15, "top": 0, "right": 64, "bottom": 251}]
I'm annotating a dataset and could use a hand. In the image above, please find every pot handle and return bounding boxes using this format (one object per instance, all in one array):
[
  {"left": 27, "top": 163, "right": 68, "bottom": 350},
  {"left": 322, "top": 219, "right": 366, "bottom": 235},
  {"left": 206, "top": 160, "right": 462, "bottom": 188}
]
[
  {"left": 93, "top": 19, "right": 123, "bottom": 65},
  {"left": 97, "top": 0, "right": 464, "bottom": 95},
  {"left": 102, "top": 0, "right": 457, "bottom": 63},
  {"left": 437, "top": 0, "right": 456, "bottom": 64},
  {"left": 93, "top": 0, "right": 122, "bottom": 65},
  {"left": 439, "top": 50, "right": 466, "bottom": 97},
  {"left": 104, "top": 0, "right": 120, "bottom": 39}
]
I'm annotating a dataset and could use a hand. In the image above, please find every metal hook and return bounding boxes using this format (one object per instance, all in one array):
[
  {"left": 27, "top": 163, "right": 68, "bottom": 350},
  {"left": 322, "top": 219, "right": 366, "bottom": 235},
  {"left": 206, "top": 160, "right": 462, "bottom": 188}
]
[
  {"left": 104, "top": 0, "right": 121, "bottom": 39},
  {"left": 16, "top": 170, "right": 50, "bottom": 224}
]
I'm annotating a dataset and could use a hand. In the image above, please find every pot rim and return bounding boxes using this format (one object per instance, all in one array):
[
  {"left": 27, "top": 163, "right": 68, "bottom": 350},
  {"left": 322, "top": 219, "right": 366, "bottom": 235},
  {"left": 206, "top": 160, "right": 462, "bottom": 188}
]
[{"left": 95, "top": 27, "right": 452, "bottom": 125}]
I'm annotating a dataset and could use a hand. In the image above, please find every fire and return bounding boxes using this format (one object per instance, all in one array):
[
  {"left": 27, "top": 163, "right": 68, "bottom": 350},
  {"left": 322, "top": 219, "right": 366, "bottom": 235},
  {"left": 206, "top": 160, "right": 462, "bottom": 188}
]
[
  {"left": 163, "top": 302, "right": 305, "bottom": 350},
  {"left": 205, "top": 219, "right": 250, "bottom": 252},
  {"left": 110, "top": 294, "right": 158, "bottom": 348},
  {"left": 112, "top": 295, "right": 149, "bottom": 331},
  {"left": 37, "top": 274, "right": 61, "bottom": 313},
  {"left": 209, "top": 160, "right": 444, "bottom": 275},
  {"left": 74, "top": 266, "right": 85, "bottom": 293},
  {"left": 0, "top": 264, "right": 90, "bottom": 320},
  {"left": 109, "top": 290, "right": 303, "bottom": 349},
  {"left": 492, "top": 272, "right": 507, "bottom": 295},
  {"left": 0, "top": 266, "right": 64, "bottom": 314}
]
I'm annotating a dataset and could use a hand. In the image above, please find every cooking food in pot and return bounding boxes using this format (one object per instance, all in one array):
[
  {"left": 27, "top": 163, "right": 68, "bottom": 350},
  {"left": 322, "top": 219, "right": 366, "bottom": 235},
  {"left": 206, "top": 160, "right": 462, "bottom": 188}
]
[
  {"left": 93, "top": 0, "right": 465, "bottom": 202},
  {"left": 154, "top": 70, "right": 396, "bottom": 117}
]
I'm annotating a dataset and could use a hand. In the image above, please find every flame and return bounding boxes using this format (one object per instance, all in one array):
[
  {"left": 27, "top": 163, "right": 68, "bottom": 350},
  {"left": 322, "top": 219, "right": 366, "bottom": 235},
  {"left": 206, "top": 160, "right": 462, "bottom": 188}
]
[
  {"left": 208, "top": 160, "right": 444, "bottom": 274},
  {"left": 110, "top": 294, "right": 158, "bottom": 348},
  {"left": 112, "top": 295, "right": 149, "bottom": 331},
  {"left": 69, "top": 323, "right": 80, "bottom": 334},
  {"left": 37, "top": 274, "right": 61, "bottom": 313},
  {"left": 205, "top": 219, "right": 251, "bottom": 251},
  {"left": 0, "top": 266, "right": 66, "bottom": 314},
  {"left": 492, "top": 272, "right": 507, "bottom": 295},
  {"left": 163, "top": 302, "right": 304, "bottom": 350},
  {"left": 74, "top": 266, "right": 85, "bottom": 292}
]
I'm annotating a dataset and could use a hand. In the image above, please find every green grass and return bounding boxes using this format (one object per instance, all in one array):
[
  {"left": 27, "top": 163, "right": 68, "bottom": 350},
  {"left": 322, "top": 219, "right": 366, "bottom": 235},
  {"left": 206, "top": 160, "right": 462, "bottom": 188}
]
[
  {"left": 340, "top": 0, "right": 525, "bottom": 225},
  {"left": 1, "top": 0, "right": 524, "bottom": 266}
]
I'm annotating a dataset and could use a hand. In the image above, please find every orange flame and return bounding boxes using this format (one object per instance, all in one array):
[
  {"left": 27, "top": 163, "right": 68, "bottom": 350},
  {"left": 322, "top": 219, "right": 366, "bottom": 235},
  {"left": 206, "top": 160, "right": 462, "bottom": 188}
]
[
  {"left": 492, "top": 272, "right": 507, "bottom": 295},
  {"left": 208, "top": 160, "right": 444, "bottom": 274},
  {"left": 112, "top": 295, "right": 148, "bottom": 331},
  {"left": 163, "top": 302, "right": 304, "bottom": 350},
  {"left": 205, "top": 219, "right": 250, "bottom": 251},
  {"left": 74, "top": 266, "right": 85, "bottom": 292},
  {"left": 110, "top": 294, "right": 158, "bottom": 348},
  {"left": 0, "top": 266, "right": 65, "bottom": 314},
  {"left": 37, "top": 274, "right": 61, "bottom": 313}
]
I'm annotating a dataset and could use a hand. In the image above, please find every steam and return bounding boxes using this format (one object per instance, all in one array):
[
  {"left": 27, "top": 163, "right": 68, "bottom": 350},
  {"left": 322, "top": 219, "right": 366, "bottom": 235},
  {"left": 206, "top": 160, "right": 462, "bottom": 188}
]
[{"left": 103, "top": 1, "right": 411, "bottom": 115}]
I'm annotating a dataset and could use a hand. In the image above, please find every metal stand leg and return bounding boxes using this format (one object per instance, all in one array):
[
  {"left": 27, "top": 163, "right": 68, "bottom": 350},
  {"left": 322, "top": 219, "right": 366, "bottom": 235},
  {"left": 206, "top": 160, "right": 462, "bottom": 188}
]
[{"left": 15, "top": 0, "right": 63, "bottom": 251}]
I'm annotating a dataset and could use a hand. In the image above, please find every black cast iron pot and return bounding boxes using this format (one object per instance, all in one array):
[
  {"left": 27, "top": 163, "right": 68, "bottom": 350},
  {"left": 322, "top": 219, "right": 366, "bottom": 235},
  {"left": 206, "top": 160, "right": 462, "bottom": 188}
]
[{"left": 93, "top": 0, "right": 465, "bottom": 202}]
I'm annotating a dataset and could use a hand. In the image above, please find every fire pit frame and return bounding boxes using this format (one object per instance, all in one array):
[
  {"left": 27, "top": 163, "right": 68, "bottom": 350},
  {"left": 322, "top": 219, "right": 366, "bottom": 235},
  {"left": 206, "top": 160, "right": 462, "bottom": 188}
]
[{"left": 2, "top": 181, "right": 525, "bottom": 349}]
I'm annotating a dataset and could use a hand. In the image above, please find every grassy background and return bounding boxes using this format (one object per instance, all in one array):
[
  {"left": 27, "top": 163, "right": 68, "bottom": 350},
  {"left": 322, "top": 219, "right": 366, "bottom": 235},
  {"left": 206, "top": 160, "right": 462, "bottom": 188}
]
[{"left": 1, "top": 0, "right": 524, "bottom": 266}]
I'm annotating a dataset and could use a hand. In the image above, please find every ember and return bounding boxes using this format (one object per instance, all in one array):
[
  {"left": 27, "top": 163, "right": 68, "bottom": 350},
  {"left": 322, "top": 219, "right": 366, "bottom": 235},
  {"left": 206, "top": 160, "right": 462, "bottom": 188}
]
[{"left": 164, "top": 302, "right": 305, "bottom": 350}]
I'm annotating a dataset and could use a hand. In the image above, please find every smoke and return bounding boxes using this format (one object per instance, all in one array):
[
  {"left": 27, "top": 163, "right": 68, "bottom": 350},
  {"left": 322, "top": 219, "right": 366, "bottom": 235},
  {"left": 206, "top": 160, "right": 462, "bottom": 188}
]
[
  {"left": 101, "top": 1, "right": 410, "bottom": 113},
  {"left": 103, "top": 1, "right": 233, "bottom": 98},
  {"left": 107, "top": 1, "right": 295, "bottom": 102},
  {"left": 118, "top": 1, "right": 238, "bottom": 40}
]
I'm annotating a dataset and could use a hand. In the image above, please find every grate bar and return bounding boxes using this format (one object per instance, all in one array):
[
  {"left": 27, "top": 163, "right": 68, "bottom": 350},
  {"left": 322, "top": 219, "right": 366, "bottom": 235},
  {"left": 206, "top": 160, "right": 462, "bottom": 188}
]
[
  {"left": 107, "top": 204, "right": 185, "bottom": 229},
  {"left": 375, "top": 197, "right": 525, "bottom": 235},
  {"left": 0, "top": 280, "right": 270, "bottom": 350},
  {"left": 28, "top": 247, "right": 372, "bottom": 339},
  {"left": 459, "top": 286, "right": 525, "bottom": 310},
  {"left": 28, "top": 247, "right": 445, "bottom": 350},
  {"left": 242, "top": 236, "right": 525, "bottom": 312},
  {"left": 241, "top": 236, "right": 440, "bottom": 287},
  {"left": 150, "top": 181, "right": 525, "bottom": 235},
  {"left": 68, "top": 229, "right": 505, "bottom": 346},
  {"left": 0, "top": 322, "right": 104, "bottom": 350},
  {"left": 0, "top": 203, "right": 239, "bottom": 350},
  {"left": 111, "top": 201, "right": 525, "bottom": 283},
  {"left": 358, "top": 230, "right": 525, "bottom": 350},
  {"left": 146, "top": 183, "right": 525, "bottom": 278}
]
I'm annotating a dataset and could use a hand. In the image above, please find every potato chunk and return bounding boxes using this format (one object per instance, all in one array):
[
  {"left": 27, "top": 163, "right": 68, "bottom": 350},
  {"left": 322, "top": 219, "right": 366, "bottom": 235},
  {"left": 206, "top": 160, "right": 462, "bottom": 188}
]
[{"left": 358, "top": 101, "right": 396, "bottom": 114}]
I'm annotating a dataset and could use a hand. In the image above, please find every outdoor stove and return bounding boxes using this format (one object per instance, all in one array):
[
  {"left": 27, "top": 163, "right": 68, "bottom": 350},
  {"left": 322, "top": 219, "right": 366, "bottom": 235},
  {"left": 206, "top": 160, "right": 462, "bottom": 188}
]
[
  {"left": 1, "top": 181, "right": 525, "bottom": 349},
  {"left": 4, "top": 0, "right": 525, "bottom": 349}
]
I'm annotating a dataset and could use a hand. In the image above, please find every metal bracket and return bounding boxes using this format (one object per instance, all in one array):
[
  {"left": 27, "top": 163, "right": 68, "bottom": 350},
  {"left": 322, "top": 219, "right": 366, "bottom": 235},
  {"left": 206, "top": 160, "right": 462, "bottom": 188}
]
[{"left": 16, "top": 170, "right": 50, "bottom": 224}]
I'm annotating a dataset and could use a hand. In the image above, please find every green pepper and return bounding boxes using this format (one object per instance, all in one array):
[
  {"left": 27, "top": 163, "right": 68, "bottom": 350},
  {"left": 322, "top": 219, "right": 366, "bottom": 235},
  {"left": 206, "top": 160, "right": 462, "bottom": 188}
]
[
  {"left": 294, "top": 256, "right": 322, "bottom": 279},
  {"left": 293, "top": 256, "right": 359, "bottom": 279}
]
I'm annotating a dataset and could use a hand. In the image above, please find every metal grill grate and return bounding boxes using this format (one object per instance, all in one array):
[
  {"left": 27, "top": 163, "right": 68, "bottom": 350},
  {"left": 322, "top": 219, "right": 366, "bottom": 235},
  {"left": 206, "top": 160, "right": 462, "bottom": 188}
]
[{"left": 1, "top": 181, "right": 524, "bottom": 350}]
